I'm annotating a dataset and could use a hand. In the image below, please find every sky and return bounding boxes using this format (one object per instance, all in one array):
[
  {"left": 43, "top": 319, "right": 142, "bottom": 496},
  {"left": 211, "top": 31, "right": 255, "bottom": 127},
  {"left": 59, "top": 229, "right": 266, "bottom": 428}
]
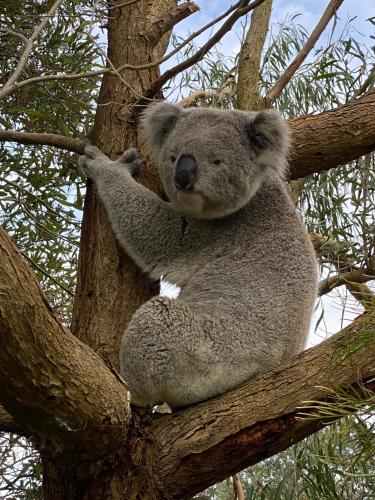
[
  {"left": 173, "top": 0, "right": 374, "bottom": 58},
  {"left": 161, "top": 0, "right": 375, "bottom": 345}
]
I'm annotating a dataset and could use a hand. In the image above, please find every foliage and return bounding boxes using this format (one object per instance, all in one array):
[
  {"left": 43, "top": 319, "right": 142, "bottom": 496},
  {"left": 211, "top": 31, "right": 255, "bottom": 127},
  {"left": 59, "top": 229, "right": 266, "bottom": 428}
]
[
  {"left": 0, "top": 0, "right": 100, "bottom": 324},
  {"left": 0, "top": 4, "right": 374, "bottom": 499},
  {"left": 0, "top": 434, "right": 42, "bottom": 499}
]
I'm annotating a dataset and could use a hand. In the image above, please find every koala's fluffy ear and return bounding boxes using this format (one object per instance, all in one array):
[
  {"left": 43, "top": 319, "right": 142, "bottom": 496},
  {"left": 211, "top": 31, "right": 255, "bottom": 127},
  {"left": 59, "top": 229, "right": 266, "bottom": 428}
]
[
  {"left": 140, "top": 101, "right": 182, "bottom": 156},
  {"left": 246, "top": 110, "right": 290, "bottom": 159}
]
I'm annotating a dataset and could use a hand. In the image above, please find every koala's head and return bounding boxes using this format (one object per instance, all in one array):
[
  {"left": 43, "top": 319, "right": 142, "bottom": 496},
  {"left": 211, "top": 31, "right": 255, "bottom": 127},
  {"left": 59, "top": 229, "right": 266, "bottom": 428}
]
[{"left": 141, "top": 102, "right": 290, "bottom": 219}]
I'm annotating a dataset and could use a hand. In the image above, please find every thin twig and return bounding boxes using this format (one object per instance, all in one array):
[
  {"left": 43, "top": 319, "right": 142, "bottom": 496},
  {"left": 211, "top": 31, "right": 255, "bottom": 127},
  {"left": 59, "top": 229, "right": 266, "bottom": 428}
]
[
  {"left": 21, "top": 252, "right": 74, "bottom": 297},
  {"left": 0, "top": 0, "right": 64, "bottom": 99},
  {"left": 0, "top": 176, "right": 81, "bottom": 228},
  {"left": 21, "top": 201, "right": 79, "bottom": 247},
  {"left": 0, "top": 28, "right": 28, "bottom": 44},
  {"left": 87, "top": 33, "right": 146, "bottom": 101},
  {"left": 265, "top": 0, "right": 344, "bottom": 106}
]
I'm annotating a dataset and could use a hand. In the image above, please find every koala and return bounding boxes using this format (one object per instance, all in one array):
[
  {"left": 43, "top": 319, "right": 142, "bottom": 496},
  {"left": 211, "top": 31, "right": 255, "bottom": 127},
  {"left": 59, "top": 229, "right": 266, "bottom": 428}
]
[{"left": 79, "top": 102, "right": 317, "bottom": 410}]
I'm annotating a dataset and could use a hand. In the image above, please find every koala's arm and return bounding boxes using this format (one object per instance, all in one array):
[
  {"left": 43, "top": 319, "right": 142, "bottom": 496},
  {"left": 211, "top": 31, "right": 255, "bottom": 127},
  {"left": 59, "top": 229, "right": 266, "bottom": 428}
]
[{"left": 79, "top": 146, "right": 182, "bottom": 273}]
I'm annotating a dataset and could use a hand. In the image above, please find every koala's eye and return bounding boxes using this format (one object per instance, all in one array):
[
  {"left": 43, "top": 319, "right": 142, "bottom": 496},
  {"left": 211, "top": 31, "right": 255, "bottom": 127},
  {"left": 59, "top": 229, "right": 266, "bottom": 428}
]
[
  {"left": 170, "top": 155, "right": 176, "bottom": 163},
  {"left": 213, "top": 159, "right": 222, "bottom": 166}
]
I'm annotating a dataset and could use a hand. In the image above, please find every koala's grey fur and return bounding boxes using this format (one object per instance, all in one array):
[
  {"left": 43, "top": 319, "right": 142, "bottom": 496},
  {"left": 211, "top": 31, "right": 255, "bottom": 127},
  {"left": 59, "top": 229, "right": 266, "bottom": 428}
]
[{"left": 79, "top": 103, "right": 317, "bottom": 410}]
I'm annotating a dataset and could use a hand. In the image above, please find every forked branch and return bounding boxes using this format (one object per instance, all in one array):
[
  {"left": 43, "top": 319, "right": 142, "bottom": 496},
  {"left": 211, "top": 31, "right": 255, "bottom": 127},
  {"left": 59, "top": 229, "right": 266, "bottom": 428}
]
[
  {"left": 142, "top": 1, "right": 200, "bottom": 45},
  {"left": 138, "top": 0, "right": 267, "bottom": 104},
  {"left": 0, "top": 221, "right": 374, "bottom": 494}
]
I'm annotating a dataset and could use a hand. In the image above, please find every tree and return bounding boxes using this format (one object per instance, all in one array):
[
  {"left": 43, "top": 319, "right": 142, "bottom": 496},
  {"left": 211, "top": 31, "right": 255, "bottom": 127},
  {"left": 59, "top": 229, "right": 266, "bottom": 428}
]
[{"left": 0, "top": 0, "right": 374, "bottom": 498}]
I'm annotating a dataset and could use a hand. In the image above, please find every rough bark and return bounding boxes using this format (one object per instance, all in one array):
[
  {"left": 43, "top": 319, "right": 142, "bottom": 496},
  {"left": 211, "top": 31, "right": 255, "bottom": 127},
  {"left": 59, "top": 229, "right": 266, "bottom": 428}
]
[
  {"left": 1, "top": 1, "right": 375, "bottom": 499},
  {"left": 146, "top": 312, "right": 375, "bottom": 498},
  {"left": 142, "top": 1, "right": 199, "bottom": 45},
  {"left": 70, "top": 0, "right": 175, "bottom": 368},
  {"left": 237, "top": 0, "right": 272, "bottom": 110},
  {"left": 0, "top": 225, "right": 130, "bottom": 454},
  {"left": 289, "top": 88, "right": 375, "bottom": 179},
  {"left": 1, "top": 222, "right": 373, "bottom": 497}
]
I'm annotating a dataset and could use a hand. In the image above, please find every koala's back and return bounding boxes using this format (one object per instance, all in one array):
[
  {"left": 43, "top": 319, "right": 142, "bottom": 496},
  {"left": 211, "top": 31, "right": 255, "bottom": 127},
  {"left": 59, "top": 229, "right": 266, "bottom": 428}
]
[{"left": 161, "top": 174, "right": 317, "bottom": 369}]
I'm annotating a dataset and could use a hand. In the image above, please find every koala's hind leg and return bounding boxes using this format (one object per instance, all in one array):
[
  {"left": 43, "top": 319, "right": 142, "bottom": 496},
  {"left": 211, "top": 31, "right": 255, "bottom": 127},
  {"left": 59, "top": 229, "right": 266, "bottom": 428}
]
[{"left": 119, "top": 296, "right": 227, "bottom": 409}]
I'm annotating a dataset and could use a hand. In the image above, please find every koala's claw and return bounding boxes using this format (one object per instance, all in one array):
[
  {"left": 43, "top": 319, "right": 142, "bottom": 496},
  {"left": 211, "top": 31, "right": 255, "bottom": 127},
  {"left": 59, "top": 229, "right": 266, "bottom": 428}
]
[
  {"left": 118, "top": 148, "right": 143, "bottom": 176},
  {"left": 79, "top": 145, "right": 108, "bottom": 179},
  {"left": 120, "top": 148, "right": 139, "bottom": 164},
  {"left": 84, "top": 145, "right": 103, "bottom": 159}
]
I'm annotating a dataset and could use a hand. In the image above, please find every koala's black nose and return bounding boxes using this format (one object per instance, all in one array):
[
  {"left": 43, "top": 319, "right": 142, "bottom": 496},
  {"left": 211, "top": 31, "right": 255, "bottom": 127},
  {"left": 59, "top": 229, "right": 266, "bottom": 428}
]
[{"left": 174, "top": 154, "right": 197, "bottom": 191}]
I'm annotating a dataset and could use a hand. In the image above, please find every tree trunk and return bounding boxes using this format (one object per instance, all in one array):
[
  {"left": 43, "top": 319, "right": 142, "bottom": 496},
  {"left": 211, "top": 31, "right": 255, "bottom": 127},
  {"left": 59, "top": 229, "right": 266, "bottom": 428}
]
[
  {"left": 42, "top": 455, "right": 150, "bottom": 500},
  {"left": 46, "top": 1, "right": 175, "bottom": 496},
  {"left": 1, "top": 2, "right": 375, "bottom": 498},
  {"left": 70, "top": 0, "right": 174, "bottom": 368}
]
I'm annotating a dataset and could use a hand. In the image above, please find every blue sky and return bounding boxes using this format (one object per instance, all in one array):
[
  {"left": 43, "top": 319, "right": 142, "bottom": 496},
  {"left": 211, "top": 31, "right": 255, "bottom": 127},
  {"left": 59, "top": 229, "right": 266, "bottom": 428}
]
[{"left": 173, "top": 0, "right": 374, "bottom": 59}]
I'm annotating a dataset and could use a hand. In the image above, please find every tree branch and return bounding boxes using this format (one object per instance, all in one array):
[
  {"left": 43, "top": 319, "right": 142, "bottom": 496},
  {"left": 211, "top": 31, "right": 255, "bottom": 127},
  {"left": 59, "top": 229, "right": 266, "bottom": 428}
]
[
  {"left": 237, "top": 0, "right": 272, "bottom": 111},
  {"left": 148, "top": 311, "right": 375, "bottom": 497},
  {"left": 142, "top": 1, "right": 200, "bottom": 46},
  {"left": 265, "top": 0, "right": 345, "bottom": 107},
  {"left": 310, "top": 233, "right": 375, "bottom": 310},
  {"left": 0, "top": 130, "right": 86, "bottom": 154},
  {"left": 178, "top": 90, "right": 219, "bottom": 107},
  {"left": 0, "top": 28, "right": 28, "bottom": 44},
  {"left": 289, "top": 88, "right": 375, "bottom": 179},
  {"left": 0, "top": 225, "right": 130, "bottom": 453},
  {"left": 0, "top": 221, "right": 374, "bottom": 492},
  {"left": 137, "top": 0, "right": 267, "bottom": 105},
  {"left": 319, "top": 269, "right": 375, "bottom": 296},
  {"left": 1, "top": 90, "right": 374, "bottom": 181},
  {"left": 345, "top": 281, "right": 375, "bottom": 311},
  {"left": 0, "top": 0, "right": 64, "bottom": 100},
  {"left": 0, "top": 406, "right": 25, "bottom": 435},
  {"left": 232, "top": 474, "right": 245, "bottom": 500},
  {"left": 355, "top": 63, "right": 375, "bottom": 98}
]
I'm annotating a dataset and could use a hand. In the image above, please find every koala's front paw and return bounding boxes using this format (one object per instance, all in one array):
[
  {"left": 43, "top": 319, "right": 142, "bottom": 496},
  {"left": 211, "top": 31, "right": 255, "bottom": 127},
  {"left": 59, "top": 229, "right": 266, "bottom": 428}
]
[
  {"left": 117, "top": 148, "right": 143, "bottom": 176},
  {"left": 79, "top": 145, "right": 110, "bottom": 180}
]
